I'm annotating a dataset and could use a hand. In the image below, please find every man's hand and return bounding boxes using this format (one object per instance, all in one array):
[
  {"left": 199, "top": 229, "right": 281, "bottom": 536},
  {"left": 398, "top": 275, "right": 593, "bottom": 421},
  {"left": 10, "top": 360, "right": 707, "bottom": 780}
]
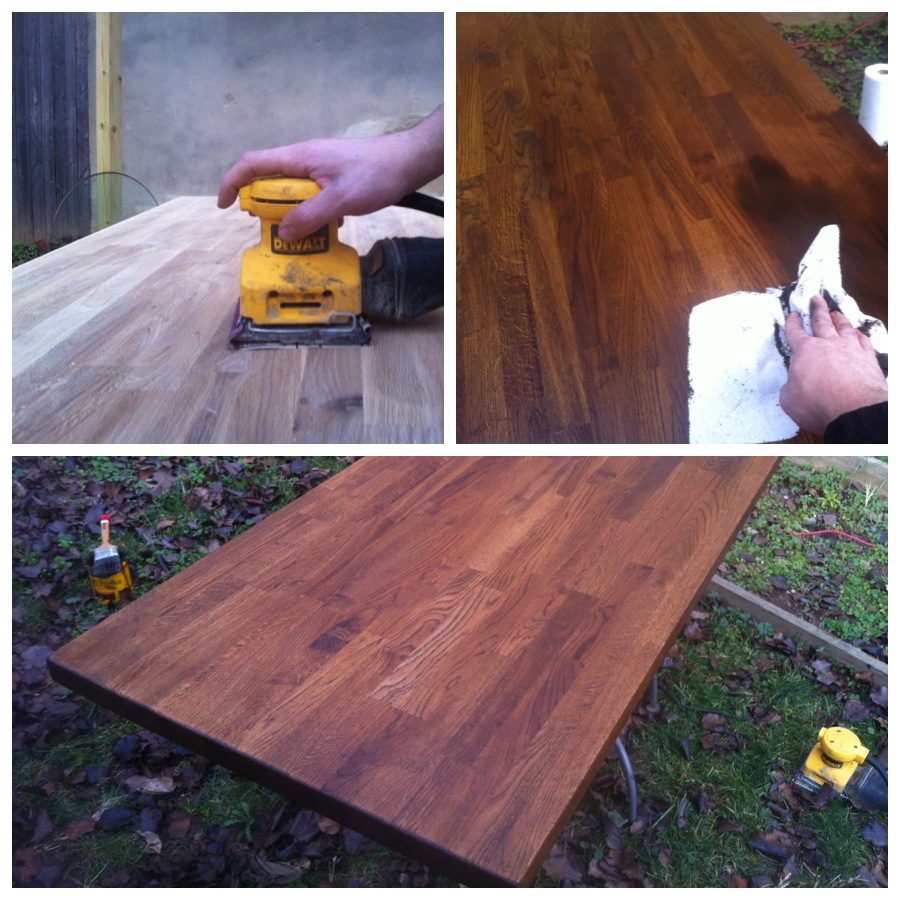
[
  {"left": 779, "top": 294, "right": 888, "bottom": 434},
  {"left": 217, "top": 107, "right": 443, "bottom": 241}
]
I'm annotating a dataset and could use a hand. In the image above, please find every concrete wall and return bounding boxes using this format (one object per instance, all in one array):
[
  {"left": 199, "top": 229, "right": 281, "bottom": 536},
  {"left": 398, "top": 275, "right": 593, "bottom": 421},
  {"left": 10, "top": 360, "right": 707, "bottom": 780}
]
[{"left": 120, "top": 12, "right": 444, "bottom": 202}]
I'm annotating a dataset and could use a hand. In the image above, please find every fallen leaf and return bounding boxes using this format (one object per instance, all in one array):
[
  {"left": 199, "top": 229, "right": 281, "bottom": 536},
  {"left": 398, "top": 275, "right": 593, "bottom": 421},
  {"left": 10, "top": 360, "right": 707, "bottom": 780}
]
[
  {"left": 587, "top": 857, "right": 605, "bottom": 880},
  {"left": 342, "top": 828, "right": 364, "bottom": 854},
  {"left": 542, "top": 850, "right": 583, "bottom": 884},
  {"left": 112, "top": 733, "right": 141, "bottom": 763},
  {"left": 604, "top": 814, "right": 622, "bottom": 850},
  {"left": 142, "top": 776, "right": 175, "bottom": 794},
  {"left": 59, "top": 817, "right": 95, "bottom": 840},
  {"left": 751, "top": 656, "right": 778, "bottom": 672},
  {"left": 21, "top": 645, "right": 53, "bottom": 667},
  {"left": 683, "top": 622, "right": 706, "bottom": 642},
  {"left": 251, "top": 851, "right": 310, "bottom": 885},
  {"left": 801, "top": 847, "right": 828, "bottom": 869},
  {"left": 283, "top": 459, "right": 311, "bottom": 476},
  {"left": 860, "top": 820, "right": 888, "bottom": 847},
  {"left": 869, "top": 685, "right": 887, "bottom": 708},
  {"left": 288, "top": 809, "right": 319, "bottom": 843},
  {"left": 317, "top": 816, "right": 341, "bottom": 835},
  {"left": 701, "top": 713, "right": 727, "bottom": 731},
  {"left": 842, "top": 698, "right": 869, "bottom": 722},
  {"left": 748, "top": 828, "right": 797, "bottom": 861},
  {"left": 857, "top": 857, "right": 888, "bottom": 887},
  {"left": 166, "top": 811, "right": 191, "bottom": 840},
  {"left": 689, "top": 789, "right": 709, "bottom": 813},
  {"left": 763, "top": 634, "right": 797, "bottom": 655},
  {"left": 139, "top": 830, "right": 162, "bottom": 854},
  {"left": 98, "top": 807, "right": 134, "bottom": 831},
  {"left": 299, "top": 836, "right": 333, "bottom": 858},
  {"left": 99, "top": 869, "right": 131, "bottom": 888},
  {"left": 139, "top": 807, "right": 162, "bottom": 833},
  {"left": 716, "top": 817, "right": 744, "bottom": 834},
  {"left": 31, "top": 808, "right": 54, "bottom": 843}
]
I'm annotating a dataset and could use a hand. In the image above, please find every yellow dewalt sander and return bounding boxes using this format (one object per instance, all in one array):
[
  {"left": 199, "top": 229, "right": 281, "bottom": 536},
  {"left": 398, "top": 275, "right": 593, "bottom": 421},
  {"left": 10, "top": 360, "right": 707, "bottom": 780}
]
[
  {"left": 229, "top": 178, "right": 443, "bottom": 348},
  {"left": 792, "top": 726, "right": 887, "bottom": 810}
]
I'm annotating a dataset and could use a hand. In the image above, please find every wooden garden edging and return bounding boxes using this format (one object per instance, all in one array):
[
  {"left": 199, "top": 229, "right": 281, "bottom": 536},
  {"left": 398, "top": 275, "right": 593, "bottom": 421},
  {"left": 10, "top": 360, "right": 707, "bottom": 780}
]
[
  {"left": 709, "top": 575, "right": 887, "bottom": 688},
  {"left": 789, "top": 455, "right": 887, "bottom": 500}
]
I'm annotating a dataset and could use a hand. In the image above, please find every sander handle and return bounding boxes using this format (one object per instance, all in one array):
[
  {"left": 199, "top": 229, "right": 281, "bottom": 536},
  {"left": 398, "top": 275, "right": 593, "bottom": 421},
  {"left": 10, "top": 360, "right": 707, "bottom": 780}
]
[{"left": 394, "top": 192, "right": 443, "bottom": 218}]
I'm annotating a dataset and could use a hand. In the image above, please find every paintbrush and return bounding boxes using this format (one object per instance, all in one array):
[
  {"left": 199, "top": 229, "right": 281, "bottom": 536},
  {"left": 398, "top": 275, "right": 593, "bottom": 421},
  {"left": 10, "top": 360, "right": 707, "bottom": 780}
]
[
  {"left": 88, "top": 514, "right": 134, "bottom": 606},
  {"left": 90, "top": 514, "right": 124, "bottom": 578}
]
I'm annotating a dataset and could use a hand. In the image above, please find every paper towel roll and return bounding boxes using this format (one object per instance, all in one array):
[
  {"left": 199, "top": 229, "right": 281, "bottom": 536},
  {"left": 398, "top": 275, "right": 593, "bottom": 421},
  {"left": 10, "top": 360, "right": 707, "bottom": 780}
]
[{"left": 859, "top": 63, "right": 888, "bottom": 146}]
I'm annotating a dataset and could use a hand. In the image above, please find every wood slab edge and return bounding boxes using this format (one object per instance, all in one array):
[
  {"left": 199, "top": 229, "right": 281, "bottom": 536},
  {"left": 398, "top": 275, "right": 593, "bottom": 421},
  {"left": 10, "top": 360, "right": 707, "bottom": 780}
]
[
  {"left": 46, "top": 654, "right": 518, "bottom": 887},
  {"left": 524, "top": 457, "right": 782, "bottom": 886}
]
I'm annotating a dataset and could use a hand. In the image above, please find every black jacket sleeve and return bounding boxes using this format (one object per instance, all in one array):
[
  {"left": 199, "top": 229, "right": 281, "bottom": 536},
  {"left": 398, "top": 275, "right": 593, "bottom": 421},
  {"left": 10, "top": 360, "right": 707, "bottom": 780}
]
[{"left": 823, "top": 402, "right": 888, "bottom": 443}]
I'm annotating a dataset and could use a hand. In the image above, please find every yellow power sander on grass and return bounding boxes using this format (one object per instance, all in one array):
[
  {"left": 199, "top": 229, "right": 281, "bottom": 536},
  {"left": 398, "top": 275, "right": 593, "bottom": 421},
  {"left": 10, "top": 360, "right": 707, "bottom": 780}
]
[
  {"left": 229, "top": 178, "right": 443, "bottom": 348},
  {"left": 792, "top": 726, "right": 887, "bottom": 810}
]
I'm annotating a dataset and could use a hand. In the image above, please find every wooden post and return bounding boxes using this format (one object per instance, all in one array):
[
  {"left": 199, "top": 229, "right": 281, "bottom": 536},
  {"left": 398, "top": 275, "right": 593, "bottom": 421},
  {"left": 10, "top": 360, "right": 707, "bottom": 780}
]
[{"left": 95, "top": 12, "right": 122, "bottom": 230}]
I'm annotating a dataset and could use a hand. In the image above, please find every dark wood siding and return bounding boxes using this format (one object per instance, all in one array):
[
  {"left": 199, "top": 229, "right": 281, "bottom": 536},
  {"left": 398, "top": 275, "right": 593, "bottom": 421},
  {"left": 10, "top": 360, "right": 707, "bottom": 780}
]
[{"left": 13, "top": 12, "right": 90, "bottom": 244}]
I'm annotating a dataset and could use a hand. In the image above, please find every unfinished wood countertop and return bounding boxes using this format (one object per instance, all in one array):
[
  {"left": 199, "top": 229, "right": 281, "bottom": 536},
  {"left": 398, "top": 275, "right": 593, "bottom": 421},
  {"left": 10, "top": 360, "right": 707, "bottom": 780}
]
[
  {"left": 49, "top": 455, "right": 778, "bottom": 886},
  {"left": 457, "top": 12, "right": 888, "bottom": 443},
  {"left": 13, "top": 197, "right": 443, "bottom": 444}
]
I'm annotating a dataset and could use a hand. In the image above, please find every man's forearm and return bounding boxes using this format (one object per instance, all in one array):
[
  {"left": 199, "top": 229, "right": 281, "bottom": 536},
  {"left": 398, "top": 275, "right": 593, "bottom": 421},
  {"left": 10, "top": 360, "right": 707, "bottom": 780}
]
[{"left": 398, "top": 106, "right": 444, "bottom": 191}]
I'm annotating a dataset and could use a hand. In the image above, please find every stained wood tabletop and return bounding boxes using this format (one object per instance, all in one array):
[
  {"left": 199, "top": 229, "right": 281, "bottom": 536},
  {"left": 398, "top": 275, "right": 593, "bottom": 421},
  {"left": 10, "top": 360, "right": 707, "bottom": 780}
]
[
  {"left": 50, "top": 455, "right": 778, "bottom": 886},
  {"left": 457, "top": 12, "right": 888, "bottom": 443},
  {"left": 13, "top": 198, "right": 443, "bottom": 444}
]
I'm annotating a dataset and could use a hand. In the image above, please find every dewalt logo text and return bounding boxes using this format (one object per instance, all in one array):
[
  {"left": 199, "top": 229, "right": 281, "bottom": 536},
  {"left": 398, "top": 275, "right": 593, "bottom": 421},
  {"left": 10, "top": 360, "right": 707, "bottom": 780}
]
[{"left": 271, "top": 224, "right": 328, "bottom": 255}]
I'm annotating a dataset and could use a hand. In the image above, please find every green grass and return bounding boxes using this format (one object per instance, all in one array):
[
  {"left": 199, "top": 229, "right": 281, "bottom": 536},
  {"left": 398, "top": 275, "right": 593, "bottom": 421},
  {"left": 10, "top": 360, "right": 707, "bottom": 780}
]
[
  {"left": 780, "top": 14, "right": 888, "bottom": 118},
  {"left": 187, "top": 766, "right": 279, "bottom": 841},
  {"left": 12, "top": 456, "right": 353, "bottom": 638},
  {"left": 13, "top": 243, "right": 40, "bottom": 266},
  {"left": 62, "top": 832, "right": 148, "bottom": 887},
  {"left": 722, "top": 459, "right": 887, "bottom": 649},
  {"left": 13, "top": 717, "right": 125, "bottom": 822},
  {"left": 13, "top": 715, "right": 150, "bottom": 886},
  {"left": 13, "top": 457, "right": 359, "bottom": 886},
  {"left": 584, "top": 600, "right": 886, "bottom": 888},
  {"left": 13, "top": 457, "right": 887, "bottom": 887}
]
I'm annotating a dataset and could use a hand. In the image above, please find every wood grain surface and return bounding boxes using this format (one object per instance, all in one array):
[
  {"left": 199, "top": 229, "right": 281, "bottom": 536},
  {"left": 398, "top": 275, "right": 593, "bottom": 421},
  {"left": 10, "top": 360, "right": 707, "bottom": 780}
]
[
  {"left": 49, "top": 456, "right": 778, "bottom": 886},
  {"left": 457, "top": 12, "right": 888, "bottom": 443},
  {"left": 13, "top": 198, "right": 443, "bottom": 444}
]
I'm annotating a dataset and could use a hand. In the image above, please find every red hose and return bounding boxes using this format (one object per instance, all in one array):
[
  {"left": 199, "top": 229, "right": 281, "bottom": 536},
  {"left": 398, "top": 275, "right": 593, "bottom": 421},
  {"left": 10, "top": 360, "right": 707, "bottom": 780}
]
[
  {"left": 789, "top": 529, "right": 877, "bottom": 548},
  {"left": 791, "top": 13, "right": 886, "bottom": 50}
]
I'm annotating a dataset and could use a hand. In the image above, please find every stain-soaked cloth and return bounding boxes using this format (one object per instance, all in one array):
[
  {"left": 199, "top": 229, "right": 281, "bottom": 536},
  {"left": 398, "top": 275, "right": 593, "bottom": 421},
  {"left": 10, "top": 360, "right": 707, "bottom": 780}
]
[{"left": 688, "top": 226, "right": 887, "bottom": 444}]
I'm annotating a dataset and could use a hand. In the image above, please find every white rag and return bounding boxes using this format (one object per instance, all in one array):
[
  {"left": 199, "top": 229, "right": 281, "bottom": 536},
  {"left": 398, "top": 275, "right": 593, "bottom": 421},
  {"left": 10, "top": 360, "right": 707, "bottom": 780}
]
[{"left": 688, "top": 225, "right": 887, "bottom": 444}]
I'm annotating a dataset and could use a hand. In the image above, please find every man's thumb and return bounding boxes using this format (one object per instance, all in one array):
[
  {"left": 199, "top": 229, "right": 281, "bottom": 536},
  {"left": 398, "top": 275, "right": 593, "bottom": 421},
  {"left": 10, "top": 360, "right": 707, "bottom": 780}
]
[{"left": 277, "top": 192, "right": 334, "bottom": 241}]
